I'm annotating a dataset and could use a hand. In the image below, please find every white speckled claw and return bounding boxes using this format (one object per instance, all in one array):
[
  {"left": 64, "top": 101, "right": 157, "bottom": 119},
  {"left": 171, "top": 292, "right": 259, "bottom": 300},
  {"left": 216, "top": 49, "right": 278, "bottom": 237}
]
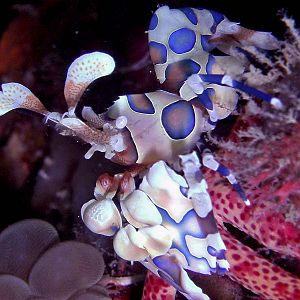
[
  {"left": 81, "top": 198, "right": 122, "bottom": 236},
  {"left": 64, "top": 52, "right": 116, "bottom": 111},
  {"left": 0, "top": 83, "right": 49, "bottom": 116}
]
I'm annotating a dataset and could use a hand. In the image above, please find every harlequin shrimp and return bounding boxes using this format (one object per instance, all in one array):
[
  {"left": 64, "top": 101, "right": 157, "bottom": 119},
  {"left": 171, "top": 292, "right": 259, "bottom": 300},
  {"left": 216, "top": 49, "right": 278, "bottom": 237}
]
[
  {"left": 82, "top": 151, "right": 228, "bottom": 300},
  {"left": 0, "top": 5, "right": 283, "bottom": 300},
  {"left": 148, "top": 5, "right": 282, "bottom": 125}
]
